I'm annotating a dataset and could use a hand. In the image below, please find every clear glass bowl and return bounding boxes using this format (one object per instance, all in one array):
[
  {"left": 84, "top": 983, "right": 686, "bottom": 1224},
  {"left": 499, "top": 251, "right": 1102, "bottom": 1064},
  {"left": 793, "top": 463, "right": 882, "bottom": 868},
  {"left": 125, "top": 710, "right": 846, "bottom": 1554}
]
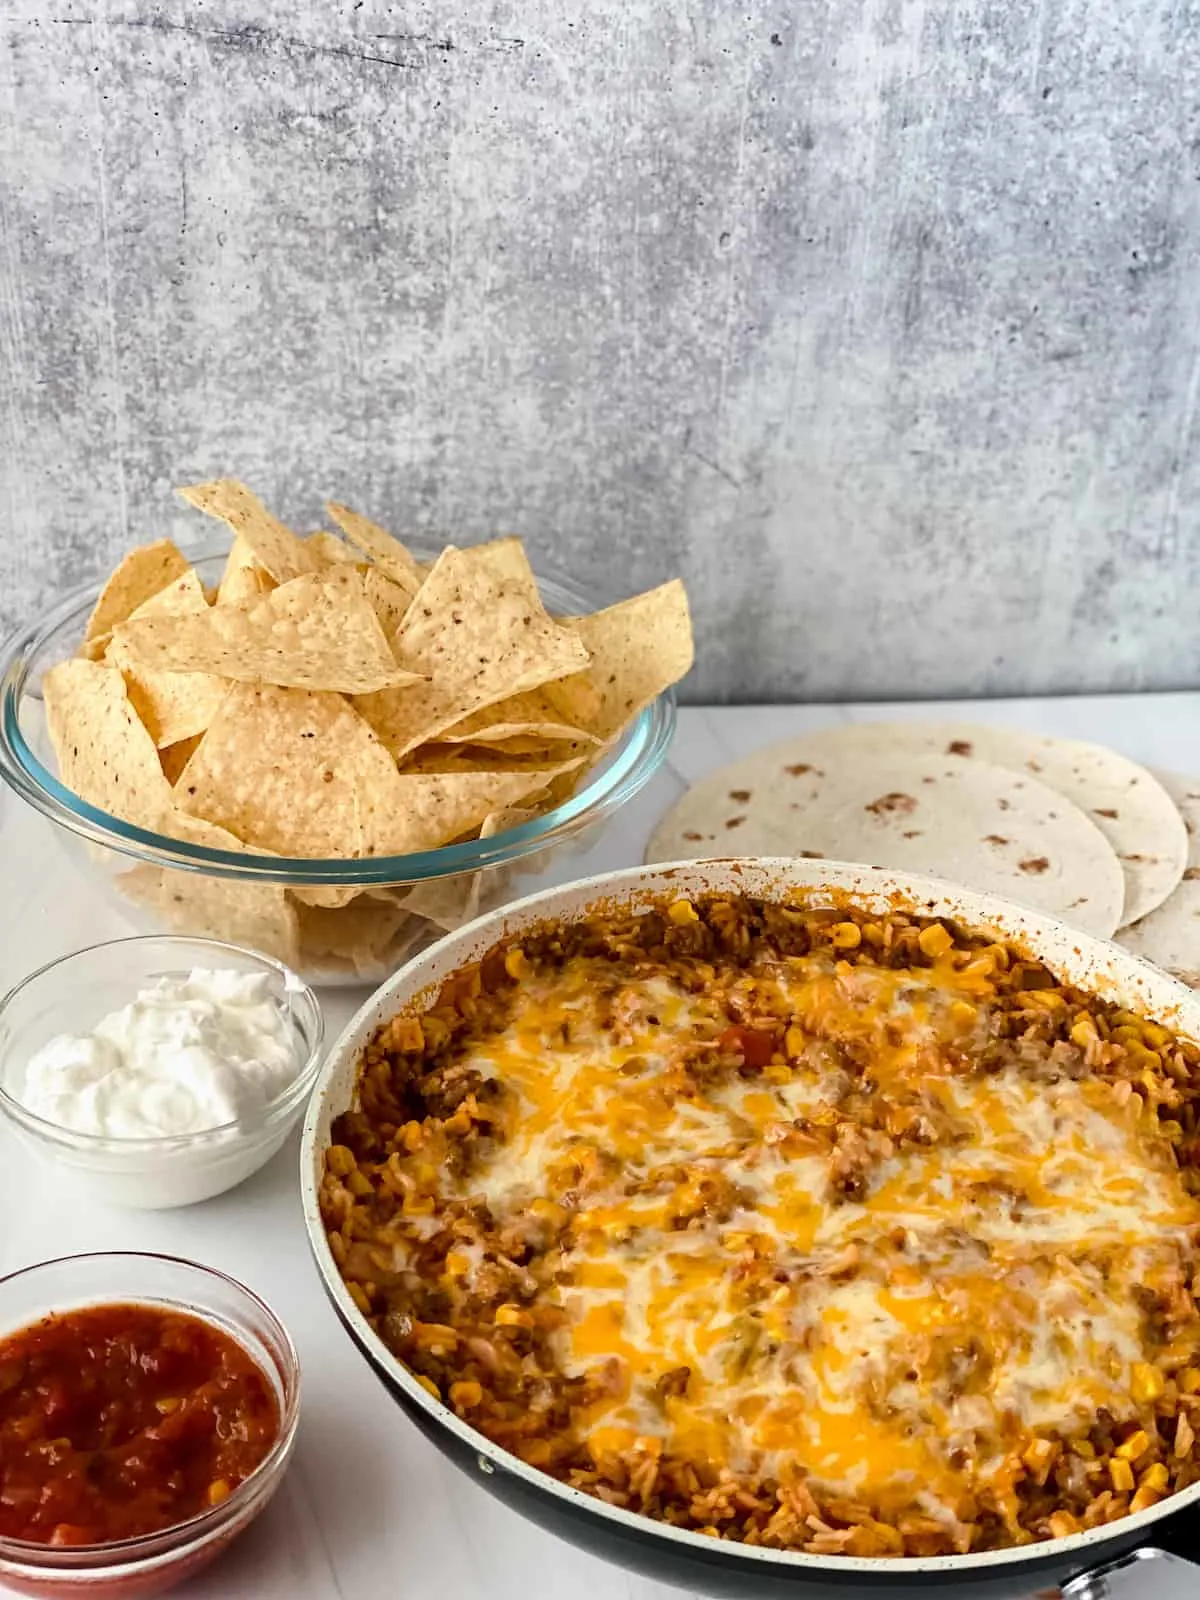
[
  {"left": 0, "top": 936, "right": 324, "bottom": 1208},
  {"left": 0, "top": 545, "right": 676, "bottom": 987},
  {"left": 0, "top": 1251, "right": 300, "bottom": 1598}
]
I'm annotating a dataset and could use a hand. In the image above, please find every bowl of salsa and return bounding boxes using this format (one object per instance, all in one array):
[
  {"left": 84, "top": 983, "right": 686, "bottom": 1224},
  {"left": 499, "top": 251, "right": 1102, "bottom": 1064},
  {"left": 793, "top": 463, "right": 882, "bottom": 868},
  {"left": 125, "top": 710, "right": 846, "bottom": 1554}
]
[{"left": 0, "top": 1252, "right": 300, "bottom": 1597}]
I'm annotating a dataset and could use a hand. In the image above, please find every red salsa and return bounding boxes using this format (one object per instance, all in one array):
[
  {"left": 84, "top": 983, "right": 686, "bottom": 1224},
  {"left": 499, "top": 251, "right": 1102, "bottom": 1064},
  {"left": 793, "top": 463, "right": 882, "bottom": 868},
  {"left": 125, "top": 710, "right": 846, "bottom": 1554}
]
[{"left": 0, "top": 1303, "right": 280, "bottom": 1546}]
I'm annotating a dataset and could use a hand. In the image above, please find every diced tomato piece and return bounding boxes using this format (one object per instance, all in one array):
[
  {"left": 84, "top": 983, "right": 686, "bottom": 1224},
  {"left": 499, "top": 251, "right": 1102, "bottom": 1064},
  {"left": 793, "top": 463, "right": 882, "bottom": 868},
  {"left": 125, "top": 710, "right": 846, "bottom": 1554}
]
[{"left": 717, "top": 1025, "right": 775, "bottom": 1069}]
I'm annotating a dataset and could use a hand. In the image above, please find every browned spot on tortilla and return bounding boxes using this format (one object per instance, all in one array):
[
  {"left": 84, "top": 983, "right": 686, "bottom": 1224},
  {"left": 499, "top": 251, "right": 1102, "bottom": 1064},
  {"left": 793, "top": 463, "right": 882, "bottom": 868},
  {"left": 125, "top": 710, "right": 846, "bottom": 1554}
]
[
  {"left": 866, "top": 791, "right": 917, "bottom": 817},
  {"left": 901, "top": 830, "right": 922, "bottom": 839},
  {"left": 946, "top": 740, "right": 973, "bottom": 757},
  {"left": 729, "top": 789, "right": 751, "bottom": 803},
  {"left": 998, "top": 798, "right": 1011, "bottom": 811},
  {"left": 682, "top": 831, "right": 703, "bottom": 842},
  {"left": 1121, "top": 853, "right": 1148, "bottom": 863},
  {"left": 1094, "top": 807, "right": 1119, "bottom": 819},
  {"left": 785, "top": 763, "right": 812, "bottom": 776},
  {"left": 1184, "top": 867, "right": 1200, "bottom": 882},
  {"left": 1028, "top": 760, "right": 1042, "bottom": 773},
  {"left": 725, "top": 816, "right": 745, "bottom": 830},
  {"left": 1020, "top": 856, "right": 1051, "bottom": 875},
  {"left": 800, "top": 849, "right": 824, "bottom": 859},
  {"left": 984, "top": 834, "right": 1009, "bottom": 845}
]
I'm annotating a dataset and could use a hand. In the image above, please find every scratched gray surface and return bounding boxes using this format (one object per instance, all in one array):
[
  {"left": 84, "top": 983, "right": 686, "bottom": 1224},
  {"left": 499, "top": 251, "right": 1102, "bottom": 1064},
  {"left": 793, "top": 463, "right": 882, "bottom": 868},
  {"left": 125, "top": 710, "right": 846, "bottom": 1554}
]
[{"left": 2, "top": 1, "right": 1199, "bottom": 702}]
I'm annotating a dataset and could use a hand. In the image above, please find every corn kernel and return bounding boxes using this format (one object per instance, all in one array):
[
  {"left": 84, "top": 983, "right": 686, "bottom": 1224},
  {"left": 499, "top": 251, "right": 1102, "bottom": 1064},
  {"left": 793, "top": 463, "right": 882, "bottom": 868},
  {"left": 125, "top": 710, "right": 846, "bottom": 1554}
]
[
  {"left": 391, "top": 1016, "right": 424, "bottom": 1052},
  {"left": 1130, "top": 1484, "right": 1162, "bottom": 1514},
  {"left": 1070, "top": 1020, "right": 1098, "bottom": 1049},
  {"left": 416, "top": 1374, "right": 441, "bottom": 1400},
  {"left": 449, "top": 1380, "right": 483, "bottom": 1410},
  {"left": 504, "top": 947, "right": 530, "bottom": 980},
  {"left": 1047, "top": 1511, "right": 1077, "bottom": 1539},
  {"left": 494, "top": 1303, "right": 534, "bottom": 1328},
  {"left": 1180, "top": 1368, "right": 1200, "bottom": 1393},
  {"left": 1109, "top": 1457, "right": 1135, "bottom": 1492},
  {"left": 1140, "top": 1462, "right": 1169, "bottom": 1492},
  {"left": 206, "top": 1479, "right": 231, "bottom": 1507},
  {"left": 347, "top": 1281, "right": 371, "bottom": 1315},
  {"left": 155, "top": 1397, "right": 181, "bottom": 1415},
  {"left": 444, "top": 1250, "right": 471, "bottom": 1278},
  {"left": 831, "top": 922, "right": 862, "bottom": 949},
  {"left": 947, "top": 1000, "right": 978, "bottom": 1033},
  {"left": 401, "top": 1120, "right": 424, "bottom": 1152},
  {"left": 326, "top": 1144, "right": 357, "bottom": 1178},
  {"left": 667, "top": 898, "right": 700, "bottom": 925},
  {"left": 1143, "top": 1022, "right": 1171, "bottom": 1048},
  {"left": 784, "top": 1025, "right": 807, "bottom": 1060},
  {"left": 917, "top": 923, "right": 953, "bottom": 959},
  {"left": 1131, "top": 1362, "right": 1165, "bottom": 1403},
  {"left": 1022, "top": 1437, "right": 1056, "bottom": 1472},
  {"left": 1116, "top": 1430, "right": 1151, "bottom": 1462}
]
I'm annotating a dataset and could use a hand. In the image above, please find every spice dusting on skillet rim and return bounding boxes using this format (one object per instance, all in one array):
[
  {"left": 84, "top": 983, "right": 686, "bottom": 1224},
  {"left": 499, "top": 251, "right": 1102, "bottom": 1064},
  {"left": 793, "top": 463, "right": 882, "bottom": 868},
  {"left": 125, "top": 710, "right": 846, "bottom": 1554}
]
[{"left": 318, "top": 892, "right": 1200, "bottom": 1560}]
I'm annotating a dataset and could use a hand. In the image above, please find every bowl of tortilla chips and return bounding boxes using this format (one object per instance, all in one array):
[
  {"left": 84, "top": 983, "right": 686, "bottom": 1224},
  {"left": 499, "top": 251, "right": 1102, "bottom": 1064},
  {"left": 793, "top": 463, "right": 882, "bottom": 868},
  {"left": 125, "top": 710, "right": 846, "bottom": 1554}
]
[{"left": 0, "top": 482, "right": 691, "bottom": 985}]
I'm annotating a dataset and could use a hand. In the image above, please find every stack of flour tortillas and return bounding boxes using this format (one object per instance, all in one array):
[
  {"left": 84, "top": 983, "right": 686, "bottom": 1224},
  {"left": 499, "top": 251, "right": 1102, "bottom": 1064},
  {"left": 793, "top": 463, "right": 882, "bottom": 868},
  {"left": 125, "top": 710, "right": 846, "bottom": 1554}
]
[{"left": 647, "top": 722, "right": 1198, "bottom": 972}]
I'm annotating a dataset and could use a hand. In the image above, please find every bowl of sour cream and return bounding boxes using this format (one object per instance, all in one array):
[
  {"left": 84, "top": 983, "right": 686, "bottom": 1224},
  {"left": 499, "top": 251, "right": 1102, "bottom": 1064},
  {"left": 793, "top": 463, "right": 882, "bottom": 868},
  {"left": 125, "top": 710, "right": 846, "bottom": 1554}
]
[{"left": 0, "top": 937, "right": 323, "bottom": 1207}]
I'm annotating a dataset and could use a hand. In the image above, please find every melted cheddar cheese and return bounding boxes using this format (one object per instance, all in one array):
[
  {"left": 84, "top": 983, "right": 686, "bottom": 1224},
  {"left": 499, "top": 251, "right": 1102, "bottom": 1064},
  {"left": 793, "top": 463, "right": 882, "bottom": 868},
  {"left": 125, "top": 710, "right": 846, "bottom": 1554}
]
[{"left": 451, "top": 951, "right": 1200, "bottom": 1522}]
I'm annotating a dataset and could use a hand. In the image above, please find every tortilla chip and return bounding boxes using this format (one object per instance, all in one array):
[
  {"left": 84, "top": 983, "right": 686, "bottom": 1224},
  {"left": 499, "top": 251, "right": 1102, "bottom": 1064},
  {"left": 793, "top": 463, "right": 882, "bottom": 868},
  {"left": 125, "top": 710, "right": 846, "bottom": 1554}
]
[
  {"left": 43, "top": 660, "right": 174, "bottom": 828},
  {"left": 82, "top": 540, "right": 191, "bottom": 643},
  {"left": 438, "top": 688, "right": 600, "bottom": 747},
  {"left": 401, "top": 873, "right": 481, "bottom": 932},
  {"left": 217, "top": 534, "right": 276, "bottom": 606},
  {"left": 362, "top": 569, "right": 413, "bottom": 642},
  {"left": 105, "top": 568, "right": 230, "bottom": 747},
  {"left": 325, "top": 502, "right": 424, "bottom": 595},
  {"left": 305, "top": 531, "right": 360, "bottom": 567},
  {"left": 371, "top": 764, "right": 580, "bottom": 854},
  {"left": 435, "top": 734, "right": 593, "bottom": 763},
  {"left": 467, "top": 536, "right": 538, "bottom": 591},
  {"left": 114, "top": 568, "right": 425, "bottom": 696},
  {"left": 399, "top": 745, "right": 587, "bottom": 780},
  {"left": 120, "top": 860, "right": 299, "bottom": 967},
  {"left": 179, "top": 480, "right": 318, "bottom": 584},
  {"left": 176, "top": 682, "right": 569, "bottom": 860},
  {"left": 354, "top": 546, "right": 590, "bottom": 760},
  {"left": 129, "top": 568, "right": 208, "bottom": 619},
  {"left": 160, "top": 733, "right": 204, "bottom": 785},
  {"left": 401, "top": 807, "right": 537, "bottom": 932},
  {"left": 174, "top": 684, "right": 412, "bottom": 857},
  {"left": 293, "top": 894, "right": 414, "bottom": 975},
  {"left": 547, "top": 580, "right": 693, "bottom": 739},
  {"left": 288, "top": 884, "right": 367, "bottom": 910}
]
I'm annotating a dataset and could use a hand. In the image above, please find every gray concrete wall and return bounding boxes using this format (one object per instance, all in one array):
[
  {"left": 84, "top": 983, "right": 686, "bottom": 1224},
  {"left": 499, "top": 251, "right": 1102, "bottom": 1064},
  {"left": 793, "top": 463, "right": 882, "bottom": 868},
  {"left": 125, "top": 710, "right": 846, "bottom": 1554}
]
[{"left": 2, "top": 0, "right": 1199, "bottom": 702}]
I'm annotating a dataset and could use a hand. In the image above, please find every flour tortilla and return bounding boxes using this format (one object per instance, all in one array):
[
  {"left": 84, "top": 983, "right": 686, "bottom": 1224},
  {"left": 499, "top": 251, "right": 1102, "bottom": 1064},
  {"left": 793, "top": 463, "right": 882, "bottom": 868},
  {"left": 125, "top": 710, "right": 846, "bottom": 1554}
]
[
  {"left": 704, "top": 722, "right": 1184, "bottom": 929},
  {"left": 1117, "top": 770, "right": 1200, "bottom": 984},
  {"left": 647, "top": 745, "right": 1126, "bottom": 938}
]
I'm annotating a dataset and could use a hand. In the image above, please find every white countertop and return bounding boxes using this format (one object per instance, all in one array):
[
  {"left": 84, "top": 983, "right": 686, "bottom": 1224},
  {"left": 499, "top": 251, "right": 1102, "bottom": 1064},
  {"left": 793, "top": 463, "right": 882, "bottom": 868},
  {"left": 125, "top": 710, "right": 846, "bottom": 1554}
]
[{"left": 2, "top": 694, "right": 1199, "bottom": 1599}]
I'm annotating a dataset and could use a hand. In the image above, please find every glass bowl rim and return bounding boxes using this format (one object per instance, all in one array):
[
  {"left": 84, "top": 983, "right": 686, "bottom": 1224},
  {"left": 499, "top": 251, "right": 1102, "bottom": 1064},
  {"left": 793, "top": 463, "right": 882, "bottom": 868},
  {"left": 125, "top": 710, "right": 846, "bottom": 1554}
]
[
  {"left": 0, "top": 542, "right": 677, "bottom": 885},
  {"left": 0, "top": 934, "right": 324, "bottom": 1151},
  {"left": 0, "top": 1249, "right": 300, "bottom": 1568}
]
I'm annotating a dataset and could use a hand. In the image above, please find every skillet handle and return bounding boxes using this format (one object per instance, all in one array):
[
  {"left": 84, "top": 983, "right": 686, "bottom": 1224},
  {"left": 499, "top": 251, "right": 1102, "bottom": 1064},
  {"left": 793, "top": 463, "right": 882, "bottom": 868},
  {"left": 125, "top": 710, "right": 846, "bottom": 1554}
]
[{"left": 1062, "top": 1547, "right": 1199, "bottom": 1597}]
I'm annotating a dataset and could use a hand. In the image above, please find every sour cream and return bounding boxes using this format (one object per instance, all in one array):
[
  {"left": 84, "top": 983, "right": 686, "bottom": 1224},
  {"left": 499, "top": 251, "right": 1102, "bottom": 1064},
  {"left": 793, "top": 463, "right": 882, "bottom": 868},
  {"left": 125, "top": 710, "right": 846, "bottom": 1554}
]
[{"left": 20, "top": 969, "right": 299, "bottom": 1139}]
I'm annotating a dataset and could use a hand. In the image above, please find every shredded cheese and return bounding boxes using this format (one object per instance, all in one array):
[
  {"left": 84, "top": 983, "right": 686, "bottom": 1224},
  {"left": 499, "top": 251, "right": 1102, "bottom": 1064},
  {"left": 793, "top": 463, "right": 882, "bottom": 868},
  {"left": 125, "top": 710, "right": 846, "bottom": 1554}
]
[{"left": 450, "top": 953, "right": 1200, "bottom": 1520}]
